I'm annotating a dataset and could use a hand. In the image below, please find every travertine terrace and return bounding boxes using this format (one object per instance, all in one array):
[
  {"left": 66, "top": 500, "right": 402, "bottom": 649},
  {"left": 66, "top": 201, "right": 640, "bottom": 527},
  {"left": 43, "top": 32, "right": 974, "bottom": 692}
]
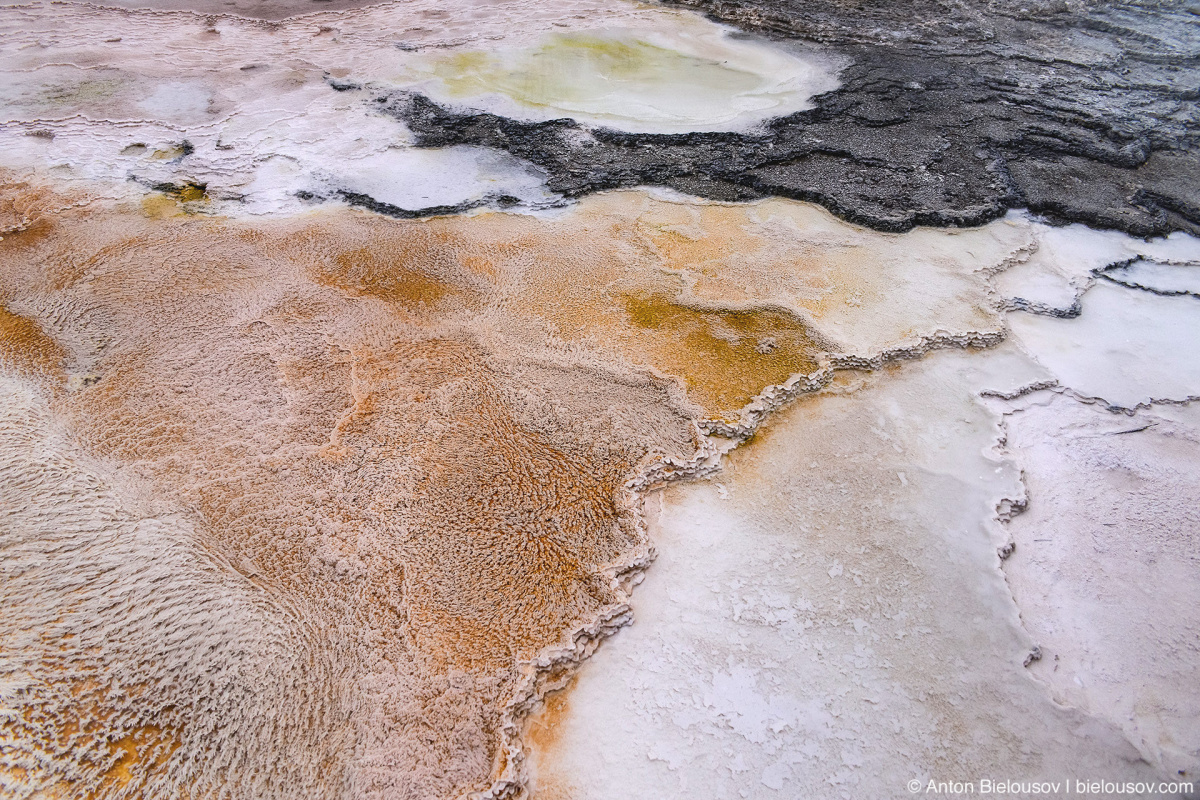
[{"left": 1, "top": 1, "right": 1198, "bottom": 799}]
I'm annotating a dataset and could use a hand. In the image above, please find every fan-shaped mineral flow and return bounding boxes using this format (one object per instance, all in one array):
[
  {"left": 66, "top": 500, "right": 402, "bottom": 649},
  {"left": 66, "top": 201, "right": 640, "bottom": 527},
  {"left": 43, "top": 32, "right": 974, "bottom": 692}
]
[
  {"left": 3, "top": 0, "right": 1200, "bottom": 798},
  {"left": 0, "top": 177, "right": 1033, "bottom": 795}
]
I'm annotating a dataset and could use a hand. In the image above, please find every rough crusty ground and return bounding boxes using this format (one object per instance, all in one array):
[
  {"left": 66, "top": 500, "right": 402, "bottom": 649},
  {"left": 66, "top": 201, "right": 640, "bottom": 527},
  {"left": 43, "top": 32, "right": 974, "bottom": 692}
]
[
  {"left": 0, "top": 179, "right": 700, "bottom": 800},
  {"left": 2, "top": 0, "right": 1198, "bottom": 797},
  {"left": 0, "top": 175, "right": 1050, "bottom": 799}
]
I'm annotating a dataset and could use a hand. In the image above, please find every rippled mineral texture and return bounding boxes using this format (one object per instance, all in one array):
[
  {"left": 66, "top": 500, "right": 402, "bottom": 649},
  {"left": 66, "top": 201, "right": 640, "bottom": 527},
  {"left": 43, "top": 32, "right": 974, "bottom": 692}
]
[{"left": 1, "top": 1, "right": 1198, "bottom": 799}]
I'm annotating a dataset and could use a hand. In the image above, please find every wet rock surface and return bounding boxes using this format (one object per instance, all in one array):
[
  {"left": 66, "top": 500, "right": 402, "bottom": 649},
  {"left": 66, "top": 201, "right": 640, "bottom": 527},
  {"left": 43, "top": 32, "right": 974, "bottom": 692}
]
[{"left": 385, "top": 0, "right": 1200, "bottom": 235}]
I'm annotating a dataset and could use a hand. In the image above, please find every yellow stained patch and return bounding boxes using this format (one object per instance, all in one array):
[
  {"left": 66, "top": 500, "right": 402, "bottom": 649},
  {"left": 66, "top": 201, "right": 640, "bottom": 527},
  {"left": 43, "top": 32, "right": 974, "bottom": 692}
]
[
  {"left": 432, "top": 32, "right": 762, "bottom": 112},
  {"left": 150, "top": 145, "right": 189, "bottom": 161},
  {"left": 0, "top": 304, "right": 65, "bottom": 378},
  {"left": 141, "top": 184, "right": 209, "bottom": 218},
  {"left": 319, "top": 245, "right": 468, "bottom": 306},
  {"left": 99, "top": 724, "right": 181, "bottom": 795},
  {"left": 619, "top": 293, "right": 822, "bottom": 416},
  {"left": 43, "top": 79, "right": 122, "bottom": 108}
]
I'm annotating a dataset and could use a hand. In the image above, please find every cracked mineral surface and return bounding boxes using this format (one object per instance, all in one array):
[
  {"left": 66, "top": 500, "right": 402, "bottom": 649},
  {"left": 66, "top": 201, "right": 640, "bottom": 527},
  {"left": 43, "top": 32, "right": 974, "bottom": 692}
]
[
  {"left": 1, "top": 0, "right": 1198, "bottom": 799},
  {"left": 387, "top": 0, "right": 1200, "bottom": 236}
]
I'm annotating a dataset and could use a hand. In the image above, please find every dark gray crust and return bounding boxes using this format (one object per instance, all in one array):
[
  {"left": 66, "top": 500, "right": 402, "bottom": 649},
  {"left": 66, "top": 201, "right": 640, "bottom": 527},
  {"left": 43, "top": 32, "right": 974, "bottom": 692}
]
[{"left": 377, "top": 0, "right": 1200, "bottom": 236}]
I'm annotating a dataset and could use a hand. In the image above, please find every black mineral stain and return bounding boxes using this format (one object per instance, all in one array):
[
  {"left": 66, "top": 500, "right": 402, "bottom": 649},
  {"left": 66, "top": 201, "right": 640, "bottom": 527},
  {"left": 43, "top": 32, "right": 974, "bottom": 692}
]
[
  {"left": 335, "top": 190, "right": 523, "bottom": 220},
  {"left": 366, "top": 0, "right": 1199, "bottom": 237}
]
